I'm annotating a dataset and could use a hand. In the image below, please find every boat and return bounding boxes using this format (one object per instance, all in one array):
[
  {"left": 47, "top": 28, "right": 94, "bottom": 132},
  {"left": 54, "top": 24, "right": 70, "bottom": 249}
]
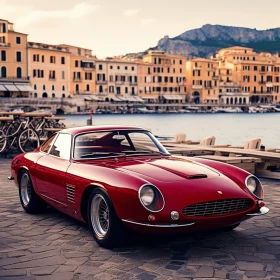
[{"left": 137, "top": 107, "right": 155, "bottom": 114}]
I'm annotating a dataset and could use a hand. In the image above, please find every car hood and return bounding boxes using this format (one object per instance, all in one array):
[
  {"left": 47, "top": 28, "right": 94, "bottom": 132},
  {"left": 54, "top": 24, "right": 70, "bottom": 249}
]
[{"left": 115, "top": 156, "right": 220, "bottom": 182}]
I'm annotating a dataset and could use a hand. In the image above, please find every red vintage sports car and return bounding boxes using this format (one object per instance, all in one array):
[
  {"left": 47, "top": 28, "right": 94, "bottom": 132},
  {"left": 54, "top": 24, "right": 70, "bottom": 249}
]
[{"left": 9, "top": 125, "right": 269, "bottom": 247}]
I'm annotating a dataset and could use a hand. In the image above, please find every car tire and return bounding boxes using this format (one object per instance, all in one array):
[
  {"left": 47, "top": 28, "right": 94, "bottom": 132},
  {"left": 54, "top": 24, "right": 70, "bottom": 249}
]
[
  {"left": 19, "top": 170, "right": 46, "bottom": 214},
  {"left": 88, "top": 188, "right": 126, "bottom": 248},
  {"left": 219, "top": 223, "right": 240, "bottom": 232}
]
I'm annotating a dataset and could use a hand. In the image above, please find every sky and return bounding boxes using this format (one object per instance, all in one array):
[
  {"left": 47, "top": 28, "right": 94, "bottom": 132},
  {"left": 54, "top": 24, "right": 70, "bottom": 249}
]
[{"left": 1, "top": 0, "right": 280, "bottom": 58}]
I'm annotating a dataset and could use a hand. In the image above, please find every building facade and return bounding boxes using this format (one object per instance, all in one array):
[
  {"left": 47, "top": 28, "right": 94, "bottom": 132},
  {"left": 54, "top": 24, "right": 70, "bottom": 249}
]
[
  {"left": 0, "top": 19, "right": 31, "bottom": 97},
  {"left": 139, "top": 51, "right": 187, "bottom": 103},
  {"left": 28, "top": 42, "right": 70, "bottom": 98},
  {"left": 215, "top": 46, "right": 280, "bottom": 104}
]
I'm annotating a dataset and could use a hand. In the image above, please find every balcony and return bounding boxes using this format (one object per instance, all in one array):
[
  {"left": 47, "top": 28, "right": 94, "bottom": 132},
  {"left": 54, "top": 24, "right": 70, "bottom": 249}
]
[
  {"left": 213, "top": 76, "right": 219, "bottom": 80},
  {"left": 115, "top": 81, "right": 124, "bottom": 85},
  {"left": 0, "top": 42, "right": 10, "bottom": 47},
  {"left": 259, "top": 69, "right": 266, "bottom": 73},
  {"left": 192, "top": 85, "right": 203, "bottom": 90},
  {"left": 129, "top": 81, "right": 138, "bottom": 85},
  {"left": 49, "top": 77, "right": 56, "bottom": 81},
  {"left": 193, "top": 66, "right": 202, "bottom": 70},
  {"left": 259, "top": 81, "right": 266, "bottom": 84},
  {"left": 252, "top": 91, "right": 273, "bottom": 94},
  {"left": 205, "top": 84, "right": 213, "bottom": 89},
  {"left": 73, "top": 77, "right": 82, "bottom": 82},
  {"left": 220, "top": 82, "right": 241, "bottom": 88},
  {"left": 96, "top": 80, "right": 107, "bottom": 84},
  {"left": 0, "top": 76, "right": 30, "bottom": 82}
]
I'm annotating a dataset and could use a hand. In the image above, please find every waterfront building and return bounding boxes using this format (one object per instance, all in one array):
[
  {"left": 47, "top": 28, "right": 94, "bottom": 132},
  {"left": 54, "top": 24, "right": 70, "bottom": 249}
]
[
  {"left": 186, "top": 58, "right": 219, "bottom": 104},
  {"left": 139, "top": 50, "right": 187, "bottom": 104},
  {"left": 60, "top": 45, "right": 96, "bottom": 97},
  {"left": 215, "top": 46, "right": 280, "bottom": 104},
  {"left": 28, "top": 42, "right": 70, "bottom": 98},
  {"left": 0, "top": 19, "right": 31, "bottom": 97}
]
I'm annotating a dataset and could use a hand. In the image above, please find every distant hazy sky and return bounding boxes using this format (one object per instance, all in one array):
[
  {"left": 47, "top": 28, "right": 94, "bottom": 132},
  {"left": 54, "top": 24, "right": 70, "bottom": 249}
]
[{"left": 1, "top": 0, "right": 280, "bottom": 57}]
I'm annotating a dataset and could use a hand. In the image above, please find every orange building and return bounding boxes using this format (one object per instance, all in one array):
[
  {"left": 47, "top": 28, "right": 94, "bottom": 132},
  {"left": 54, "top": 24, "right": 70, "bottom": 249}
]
[
  {"left": 59, "top": 45, "right": 96, "bottom": 96},
  {"left": 0, "top": 19, "right": 31, "bottom": 97},
  {"left": 139, "top": 50, "right": 187, "bottom": 103},
  {"left": 216, "top": 46, "right": 280, "bottom": 104},
  {"left": 186, "top": 58, "right": 219, "bottom": 104}
]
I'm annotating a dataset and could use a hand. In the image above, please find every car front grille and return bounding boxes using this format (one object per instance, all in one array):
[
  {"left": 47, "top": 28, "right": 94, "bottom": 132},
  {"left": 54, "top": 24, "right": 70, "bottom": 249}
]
[{"left": 182, "top": 198, "right": 254, "bottom": 217}]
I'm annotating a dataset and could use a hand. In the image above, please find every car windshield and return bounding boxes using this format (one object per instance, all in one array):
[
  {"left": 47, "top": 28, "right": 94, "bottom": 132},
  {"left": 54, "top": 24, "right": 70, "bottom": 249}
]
[{"left": 73, "top": 130, "right": 170, "bottom": 159}]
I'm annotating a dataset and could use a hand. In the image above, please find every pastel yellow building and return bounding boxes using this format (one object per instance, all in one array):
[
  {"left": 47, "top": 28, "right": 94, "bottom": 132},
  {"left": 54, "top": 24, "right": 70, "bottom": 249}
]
[
  {"left": 0, "top": 19, "right": 31, "bottom": 97},
  {"left": 186, "top": 58, "right": 219, "bottom": 104},
  {"left": 28, "top": 42, "right": 70, "bottom": 98},
  {"left": 139, "top": 50, "right": 187, "bottom": 103}
]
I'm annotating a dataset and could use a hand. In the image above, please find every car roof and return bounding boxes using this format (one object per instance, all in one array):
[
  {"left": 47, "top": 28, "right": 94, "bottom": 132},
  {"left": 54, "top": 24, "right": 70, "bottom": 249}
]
[{"left": 60, "top": 125, "right": 149, "bottom": 136}]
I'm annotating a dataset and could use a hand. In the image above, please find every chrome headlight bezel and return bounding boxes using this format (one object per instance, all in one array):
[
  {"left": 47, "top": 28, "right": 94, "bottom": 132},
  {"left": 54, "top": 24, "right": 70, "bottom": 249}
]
[
  {"left": 138, "top": 184, "right": 165, "bottom": 212},
  {"left": 245, "top": 175, "right": 264, "bottom": 199}
]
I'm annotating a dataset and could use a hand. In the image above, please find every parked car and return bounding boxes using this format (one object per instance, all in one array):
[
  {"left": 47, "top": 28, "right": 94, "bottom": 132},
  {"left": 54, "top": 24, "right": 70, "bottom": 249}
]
[{"left": 9, "top": 125, "right": 269, "bottom": 247}]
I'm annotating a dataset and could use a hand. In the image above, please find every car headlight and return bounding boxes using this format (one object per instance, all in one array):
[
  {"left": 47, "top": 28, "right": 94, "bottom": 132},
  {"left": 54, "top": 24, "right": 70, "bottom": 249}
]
[
  {"left": 139, "top": 184, "right": 165, "bottom": 212},
  {"left": 245, "top": 175, "right": 264, "bottom": 199}
]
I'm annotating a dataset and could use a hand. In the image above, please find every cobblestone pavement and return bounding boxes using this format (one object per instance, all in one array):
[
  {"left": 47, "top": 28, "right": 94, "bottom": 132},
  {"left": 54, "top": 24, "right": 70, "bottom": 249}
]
[{"left": 0, "top": 159, "right": 280, "bottom": 280}]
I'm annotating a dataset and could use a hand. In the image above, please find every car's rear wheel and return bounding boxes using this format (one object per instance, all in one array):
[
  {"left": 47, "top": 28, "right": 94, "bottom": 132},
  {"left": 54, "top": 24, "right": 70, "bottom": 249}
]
[
  {"left": 19, "top": 170, "right": 46, "bottom": 214},
  {"left": 88, "top": 189, "right": 125, "bottom": 248}
]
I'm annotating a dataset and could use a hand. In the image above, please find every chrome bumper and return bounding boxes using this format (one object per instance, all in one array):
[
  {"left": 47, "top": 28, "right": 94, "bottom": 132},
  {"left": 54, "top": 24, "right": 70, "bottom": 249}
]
[
  {"left": 122, "top": 219, "right": 195, "bottom": 228},
  {"left": 246, "top": 206, "right": 269, "bottom": 216}
]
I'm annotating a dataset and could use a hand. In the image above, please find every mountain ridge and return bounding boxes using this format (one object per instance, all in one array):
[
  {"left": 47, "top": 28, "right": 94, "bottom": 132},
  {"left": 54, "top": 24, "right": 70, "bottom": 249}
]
[{"left": 118, "top": 24, "right": 280, "bottom": 60}]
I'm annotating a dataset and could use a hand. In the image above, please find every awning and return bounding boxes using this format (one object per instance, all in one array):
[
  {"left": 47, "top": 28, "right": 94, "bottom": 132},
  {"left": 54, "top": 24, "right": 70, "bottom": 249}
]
[
  {"left": 15, "top": 84, "right": 33, "bottom": 92},
  {"left": 110, "top": 97, "right": 122, "bottom": 102},
  {"left": 0, "top": 84, "right": 7, "bottom": 91},
  {"left": 4, "top": 84, "right": 19, "bottom": 91},
  {"left": 141, "top": 95, "right": 157, "bottom": 100},
  {"left": 163, "top": 94, "right": 183, "bottom": 100}
]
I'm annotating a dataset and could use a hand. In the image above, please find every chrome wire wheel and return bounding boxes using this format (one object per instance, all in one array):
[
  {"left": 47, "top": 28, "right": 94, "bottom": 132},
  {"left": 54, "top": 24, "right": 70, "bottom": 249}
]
[
  {"left": 20, "top": 173, "right": 31, "bottom": 207},
  {"left": 90, "top": 194, "right": 110, "bottom": 239}
]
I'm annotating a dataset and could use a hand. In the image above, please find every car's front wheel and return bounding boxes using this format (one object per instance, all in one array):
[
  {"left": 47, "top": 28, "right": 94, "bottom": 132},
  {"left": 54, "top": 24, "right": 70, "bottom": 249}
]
[
  {"left": 19, "top": 170, "right": 46, "bottom": 214},
  {"left": 88, "top": 189, "right": 125, "bottom": 248}
]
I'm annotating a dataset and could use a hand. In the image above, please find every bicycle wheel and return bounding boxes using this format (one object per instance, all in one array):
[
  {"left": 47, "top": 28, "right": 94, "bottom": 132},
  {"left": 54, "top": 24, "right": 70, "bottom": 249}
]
[
  {"left": 5, "top": 121, "right": 21, "bottom": 137},
  {"left": 0, "top": 129, "right": 7, "bottom": 153},
  {"left": 18, "top": 128, "right": 40, "bottom": 153}
]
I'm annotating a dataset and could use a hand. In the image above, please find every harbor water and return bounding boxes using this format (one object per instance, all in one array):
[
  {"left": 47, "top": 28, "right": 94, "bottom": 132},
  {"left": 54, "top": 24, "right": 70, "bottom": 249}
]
[{"left": 62, "top": 113, "right": 280, "bottom": 148}]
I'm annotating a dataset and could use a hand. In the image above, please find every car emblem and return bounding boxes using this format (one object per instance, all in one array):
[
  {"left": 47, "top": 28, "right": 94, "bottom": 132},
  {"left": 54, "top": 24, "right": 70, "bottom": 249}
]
[{"left": 217, "top": 191, "right": 223, "bottom": 195}]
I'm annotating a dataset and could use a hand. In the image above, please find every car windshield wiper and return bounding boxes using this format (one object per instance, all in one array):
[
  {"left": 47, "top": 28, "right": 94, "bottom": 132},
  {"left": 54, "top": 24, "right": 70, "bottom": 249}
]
[
  {"left": 123, "top": 150, "right": 164, "bottom": 156},
  {"left": 80, "top": 152, "right": 125, "bottom": 158}
]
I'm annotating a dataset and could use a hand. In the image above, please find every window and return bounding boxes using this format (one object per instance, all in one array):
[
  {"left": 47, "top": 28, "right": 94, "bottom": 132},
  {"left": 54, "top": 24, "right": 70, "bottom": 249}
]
[
  {"left": 125, "top": 87, "right": 128, "bottom": 93},
  {"left": 41, "top": 134, "right": 57, "bottom": 153},
  {"left": 16, "top": 67, "right": 22, "bottom": 78},
  {"left": 50, "top": 56, "right": 56, "bottom": 63},
  {"left": 110, "top": 66, "right": 113, "bottom": 69},
  {"left": 49, "top": 133, "right": 72, "bottom": 160},
  {"left": 52, "top": 85, "right": 55, "bottom": 91},
  {"left": 75, "top": 60, "right": 79, "bottom": 67},
  {"left": 1, "top": 66, "right": 7, "bottom": 78},
  {"left": 52, "top": 93, "right": 55, "bottom": 98},
  {"left": 86, "top": 84, "right": 90, "bottom": 91},
  {"left": 43, "top": 85, "right": 46, "bottom": 90},
  {"left": 34, "top": 84, "right": 37, "bottom": 90},
  {"left": 16, "top": 52, "right": 22, "bottom": 62},
  {"left": 99, "top": 65, "right": 103, "bottom": 70},
  {"left": 2, "top": 23, "right": 6, "bottom": 33},
  {"left": 62, "top": 85, "right": 65, "bottom": 91},
  {"left": 132, "top": 66, "right": 135, "bottom": 71},
  {"left": 61, "top": 57, "right": 65, "bottom": 64},
  {"left": 62, "top": 71, "right": 65, "bottom": 79},
  {"left": 117, "top": 66, "right": 120, "bottom": 70},
  {"left": 42, "top": 55, "right": 44, "bottom": 63},
  {"left": 180, "top": 60, "right": 182, "bottom": 65},
  {"left": 1, "top": 50, "right": 6, "bottom": 61},
  {"left": 16, "top": 37, "right": 21, "bottom": 44},
  {"left": 125, "top": 66, "right": 128, "bottom": 70},
  {"left": 33, "top": 54, "right": 39, "bottom": 62}
]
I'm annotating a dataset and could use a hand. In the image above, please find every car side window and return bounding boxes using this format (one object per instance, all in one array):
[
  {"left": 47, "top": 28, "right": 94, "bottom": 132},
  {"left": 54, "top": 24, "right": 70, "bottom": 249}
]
[
  {"left": 49, "top": 133, "right": 72, "bottom": 160},
  {"left": 41, "top": 134, "right": 56, "bottom": 153}
]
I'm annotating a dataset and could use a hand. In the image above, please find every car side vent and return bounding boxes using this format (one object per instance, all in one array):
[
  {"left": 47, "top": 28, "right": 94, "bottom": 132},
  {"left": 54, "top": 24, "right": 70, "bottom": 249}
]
[
  {"left": 188, "top": 174, "right": 208, "bottom": 179},
  {"left": 67, "top": 185, "right": 75, "bottom": 203}
]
